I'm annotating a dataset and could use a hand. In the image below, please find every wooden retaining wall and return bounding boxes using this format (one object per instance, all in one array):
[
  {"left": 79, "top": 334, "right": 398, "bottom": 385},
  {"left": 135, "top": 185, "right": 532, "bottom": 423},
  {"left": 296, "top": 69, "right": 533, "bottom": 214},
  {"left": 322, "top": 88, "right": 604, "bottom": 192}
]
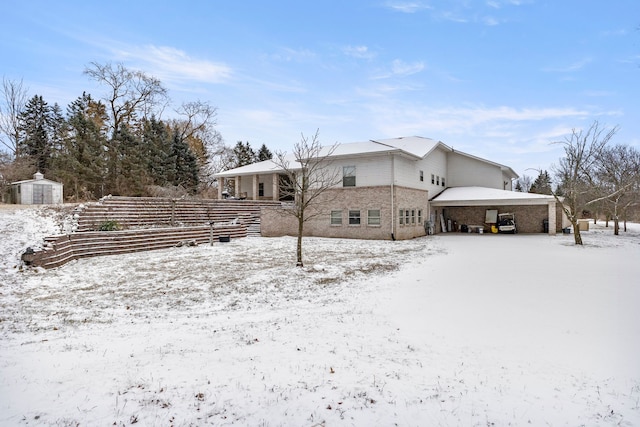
[
  {"left": 23, "top": 196, "right": 284, "bottom": 269},
  {"left": 24, "top": 224, "right": 245, "bottom": 269}
]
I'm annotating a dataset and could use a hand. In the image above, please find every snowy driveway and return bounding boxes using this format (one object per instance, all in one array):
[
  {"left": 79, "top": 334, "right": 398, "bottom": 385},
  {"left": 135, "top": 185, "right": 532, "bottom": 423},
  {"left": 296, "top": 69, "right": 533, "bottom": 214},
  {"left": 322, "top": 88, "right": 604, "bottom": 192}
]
[{"left": 1, "top": 206, "right": 639, "bottom": 426}]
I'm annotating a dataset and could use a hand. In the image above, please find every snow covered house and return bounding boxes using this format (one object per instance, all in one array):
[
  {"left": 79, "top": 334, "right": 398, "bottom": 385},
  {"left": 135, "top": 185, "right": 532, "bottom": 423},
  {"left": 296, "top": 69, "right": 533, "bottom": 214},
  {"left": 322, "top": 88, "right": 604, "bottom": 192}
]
[
  {"left": 10, "top": 172, "right": 64, "bottom": 205},
  {"left": 214, "top": 136, "right": 562, "bottom": 239}
]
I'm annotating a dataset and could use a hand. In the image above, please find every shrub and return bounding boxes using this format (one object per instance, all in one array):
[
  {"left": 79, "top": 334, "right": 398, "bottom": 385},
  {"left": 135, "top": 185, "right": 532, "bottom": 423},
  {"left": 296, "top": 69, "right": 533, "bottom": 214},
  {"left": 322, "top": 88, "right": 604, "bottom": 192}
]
[{"left": 98, "top": 220, "right": 120, "bottom": 231}]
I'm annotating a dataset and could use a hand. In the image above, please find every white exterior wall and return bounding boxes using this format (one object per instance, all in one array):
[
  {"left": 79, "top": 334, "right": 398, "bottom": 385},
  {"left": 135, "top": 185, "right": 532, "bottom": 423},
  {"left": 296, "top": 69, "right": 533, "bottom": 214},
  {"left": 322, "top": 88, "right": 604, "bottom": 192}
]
[
  {"left": 329, "top": 155, "right": 393, "bottom": 188},
  {"left": 447, "top": 152, "right": 503, "bottom": 189}
]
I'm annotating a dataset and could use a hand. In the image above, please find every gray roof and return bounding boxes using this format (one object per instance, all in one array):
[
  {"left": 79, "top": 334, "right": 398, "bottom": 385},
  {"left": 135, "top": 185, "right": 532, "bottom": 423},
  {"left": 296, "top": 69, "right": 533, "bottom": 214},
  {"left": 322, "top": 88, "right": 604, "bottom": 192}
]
[{"left": 214, "top": 136, "right": 517, "bottom": 179}]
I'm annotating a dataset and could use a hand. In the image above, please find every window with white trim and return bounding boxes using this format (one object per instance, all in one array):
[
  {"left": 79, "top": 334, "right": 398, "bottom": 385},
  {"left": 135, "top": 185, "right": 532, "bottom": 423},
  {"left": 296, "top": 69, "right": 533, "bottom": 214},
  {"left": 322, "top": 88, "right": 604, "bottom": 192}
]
[
  {"left": 330, "top": 210, "right": 342, "bottom": 225},
  {"left": 411, "top": 209, "right": 416, "bottom": 225},
  {"left": 348, "top": 210, "right": 361, "bottom": 225},
  {"left": 343, "top": 166, "right": 356, "bottom": 187},
  {"left": 431, "top": 174, "right": 435, "bottom": 184},
  {"left": 418, "top": 209, "right": 423, "bottom": 224},
  {"left": 420, "top": 170, "right": 424, "bottom": 182},
  {"left": 399, "top": 209, "right": 404, "bottom": 225},
  {"left": 442, "top": 177, "right": 445, "bottom": 187},
  {"left": 367, "top": 209, "right": 381, "bottom": 225}
]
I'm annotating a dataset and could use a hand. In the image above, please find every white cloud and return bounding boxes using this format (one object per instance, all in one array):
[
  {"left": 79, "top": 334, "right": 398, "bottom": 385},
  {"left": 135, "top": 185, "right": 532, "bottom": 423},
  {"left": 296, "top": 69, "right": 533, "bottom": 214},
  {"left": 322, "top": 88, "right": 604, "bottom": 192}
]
[
  {"left": 343, "top": 45, "right": 376, "bottom": 60},
  {"left": 113, "top": 44, "right": 232, "bottom": 84},
  {"left": 391, "top": 59, "right": 425, "bottom": 76},
  {"left": 542, "top": 58, "right": 593, "bottom": 73},
  {"left": 385, "top": 1, "right": 431, "bottom": 13}
]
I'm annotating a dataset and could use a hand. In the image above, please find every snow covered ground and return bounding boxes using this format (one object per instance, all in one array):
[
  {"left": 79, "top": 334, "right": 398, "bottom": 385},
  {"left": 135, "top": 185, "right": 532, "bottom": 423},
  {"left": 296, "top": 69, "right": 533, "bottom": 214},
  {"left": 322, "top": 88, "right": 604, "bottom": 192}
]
[{"left": 1, "top": 204, "right": 639, "bottom": 426}]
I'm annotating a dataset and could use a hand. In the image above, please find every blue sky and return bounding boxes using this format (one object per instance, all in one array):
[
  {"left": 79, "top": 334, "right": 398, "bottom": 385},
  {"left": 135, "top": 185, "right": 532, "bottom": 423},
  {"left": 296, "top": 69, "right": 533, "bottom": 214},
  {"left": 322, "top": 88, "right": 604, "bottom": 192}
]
[{"left": 2, "top": 0, "right": 638, "bottom": 178}]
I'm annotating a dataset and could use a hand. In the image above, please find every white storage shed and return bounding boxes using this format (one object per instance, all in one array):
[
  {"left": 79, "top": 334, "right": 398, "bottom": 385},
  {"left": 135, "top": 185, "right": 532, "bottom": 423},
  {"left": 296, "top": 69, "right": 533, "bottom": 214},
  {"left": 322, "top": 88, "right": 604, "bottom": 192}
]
[{"left": 11, "top": 172, "right": 64, "bottom": 205}]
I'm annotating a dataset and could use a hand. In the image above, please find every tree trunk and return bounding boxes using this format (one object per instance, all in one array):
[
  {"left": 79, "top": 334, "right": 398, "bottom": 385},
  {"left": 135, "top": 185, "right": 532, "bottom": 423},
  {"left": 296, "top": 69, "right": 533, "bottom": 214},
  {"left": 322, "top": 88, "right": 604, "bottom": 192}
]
[
  {"left": 296, "top": 216, "right": 304, "bottom": 267},
  {"left": 614, "top": 217, "right": 619, "bottom": 235},
  {"left": 572, "top": 220, "right": 583, "bottom": 245}
]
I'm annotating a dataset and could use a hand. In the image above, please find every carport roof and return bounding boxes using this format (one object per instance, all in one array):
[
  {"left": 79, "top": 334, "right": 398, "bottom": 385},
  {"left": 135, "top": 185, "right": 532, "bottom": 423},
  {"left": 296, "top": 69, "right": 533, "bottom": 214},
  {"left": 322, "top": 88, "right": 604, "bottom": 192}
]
[{"left": 431, "top": 186, "right": 557, "bottom": 206}]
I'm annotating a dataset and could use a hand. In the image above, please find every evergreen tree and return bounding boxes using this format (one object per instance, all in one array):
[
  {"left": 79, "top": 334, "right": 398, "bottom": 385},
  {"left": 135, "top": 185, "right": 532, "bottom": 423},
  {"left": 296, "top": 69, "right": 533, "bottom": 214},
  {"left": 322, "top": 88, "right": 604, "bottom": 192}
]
[
  {"left": 141, "top": 117, "right": 173, "bottom": 186},
  {"left": 257, "top": 143, "right": 273, "bottom": 161},
  {"left": 529, "top": 170, "right": 552, "bottom": 195},
  {"left": 114, "top": 124, "right": 150, "bottom": 196},
  {"left": 232, "top": 141, "right": 257, "bottom": 167},
  {"left": 55, "top": 92, "right": 108, "bottom": 199},
  {"left": 17, "top": 95, "right": 60, "bottom": 173},
  {"left": 169, "top": 130, "right": 199, "bottom": 193}
]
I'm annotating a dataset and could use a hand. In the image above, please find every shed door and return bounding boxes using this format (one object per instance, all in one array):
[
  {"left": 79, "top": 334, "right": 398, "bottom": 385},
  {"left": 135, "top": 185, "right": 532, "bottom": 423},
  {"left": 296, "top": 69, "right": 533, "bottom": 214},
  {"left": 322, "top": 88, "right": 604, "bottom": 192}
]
[{"left": 32, "top": 184, "right": 53, "bottom": 204}]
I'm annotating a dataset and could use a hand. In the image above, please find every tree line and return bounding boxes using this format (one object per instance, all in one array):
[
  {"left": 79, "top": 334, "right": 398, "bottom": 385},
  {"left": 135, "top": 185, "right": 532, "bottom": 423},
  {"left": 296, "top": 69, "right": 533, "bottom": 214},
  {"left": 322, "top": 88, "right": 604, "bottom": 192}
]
[
  {"left": 0, "top": 64, "right": 272, "bottom": 201},
  {"left": 515, "top": 121, "right": 640, "bottom": 241}
]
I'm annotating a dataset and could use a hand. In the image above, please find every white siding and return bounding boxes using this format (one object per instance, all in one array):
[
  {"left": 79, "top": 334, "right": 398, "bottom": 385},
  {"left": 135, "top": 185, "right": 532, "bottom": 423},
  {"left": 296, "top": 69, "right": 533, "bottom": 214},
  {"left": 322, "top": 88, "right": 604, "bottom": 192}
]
[
  {"left": 447, "top": 153, "right": 503, "bottom": 189},
  {"left": 329, "top": 155, "right": 393, "bottom": 188}
]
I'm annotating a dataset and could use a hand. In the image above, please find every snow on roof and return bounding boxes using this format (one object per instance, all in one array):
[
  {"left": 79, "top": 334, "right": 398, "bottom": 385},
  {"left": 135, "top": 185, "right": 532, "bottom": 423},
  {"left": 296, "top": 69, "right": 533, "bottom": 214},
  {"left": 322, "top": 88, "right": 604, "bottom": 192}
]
[
  {"left": 373, "top": 136, "right": 441, "bottom": 158},
  {"left": 214, "top": 136, "right": 514, "bottom": 178},
  {"left": 431, "top": 186, "right": 556, "bottom": 206}
]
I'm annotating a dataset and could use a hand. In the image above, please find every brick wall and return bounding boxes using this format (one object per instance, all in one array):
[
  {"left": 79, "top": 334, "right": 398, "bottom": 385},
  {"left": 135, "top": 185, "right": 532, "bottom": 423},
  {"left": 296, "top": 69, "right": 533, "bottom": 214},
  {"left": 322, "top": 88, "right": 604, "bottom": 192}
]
[
  {"left": 261, "top": 185, "right": 429, "bottom": 240},
  {"left": 441, "top": 203, "right": 564, "bottom": 233}
]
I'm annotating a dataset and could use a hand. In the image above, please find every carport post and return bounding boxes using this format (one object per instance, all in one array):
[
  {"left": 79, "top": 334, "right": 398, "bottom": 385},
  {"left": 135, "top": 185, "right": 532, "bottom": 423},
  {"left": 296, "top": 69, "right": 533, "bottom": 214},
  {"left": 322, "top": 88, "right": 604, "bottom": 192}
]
[{"left": 548, "top": 201, "right": 557, "bottom": 235}]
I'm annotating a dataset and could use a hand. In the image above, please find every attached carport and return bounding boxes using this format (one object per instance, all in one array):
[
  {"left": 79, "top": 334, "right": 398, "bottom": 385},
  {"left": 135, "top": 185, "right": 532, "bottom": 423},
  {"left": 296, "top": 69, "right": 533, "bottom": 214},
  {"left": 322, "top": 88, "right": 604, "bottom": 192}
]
[{"left": 430, "top": 186, "right": 566, "bottom": 235}]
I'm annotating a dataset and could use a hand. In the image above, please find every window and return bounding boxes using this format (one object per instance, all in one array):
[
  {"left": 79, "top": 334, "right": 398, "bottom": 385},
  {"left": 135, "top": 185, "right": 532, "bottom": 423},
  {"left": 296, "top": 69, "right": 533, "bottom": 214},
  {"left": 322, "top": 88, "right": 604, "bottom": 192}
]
[
  {"left": 436, "top": 176, "right": 440, "bottom": 186},
  {"left": 411, "top": 209, "right": 416, "bottom": 225},
  {"left": 343, "top": 166, "right": 356, "bottom": 187},
  {"left": 399, "top": 209, "right": 404, "bottom": 225},
  {"left": 367, "top": 209, "right": 381, "bottom": 225},
  {"left": 330, "top": 210, "right": 342, "bottom": 225},
  {"left": 420, "top": 170, "right": 424, "bottom": 182},
  {"left": 442, "top": 177, "right": 446, "bottom": 187},
  {"left": 258, "top": 182, "right": 264, "bottom": 197},
  {"left": 348, "top": 210, "right": 361, "bottom": 225},
  {"left": 418, "top": 209, "right": 423, "bottom": 224},
  {"left": 404, "top": 209, "right": 410, "bottom": 225},
  {"left": 431, "top": 174, "right": 435, "bottom": 184}
]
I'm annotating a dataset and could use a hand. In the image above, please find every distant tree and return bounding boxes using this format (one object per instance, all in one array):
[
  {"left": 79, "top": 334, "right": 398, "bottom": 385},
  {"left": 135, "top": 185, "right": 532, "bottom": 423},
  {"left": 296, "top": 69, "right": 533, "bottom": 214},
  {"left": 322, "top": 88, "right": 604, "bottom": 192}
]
[
  {"left": 141, "top": 116, "right": 173, "bottom": 187},
  {"left": 84, "top": 62, "right": 168, "bottom": 193},
  {"left": 515, "top": 174, "right": 532, "bottom": 192},
  {"left": 232, "top": 141, "right": 257, "bottom": 167},
  {"left": 271, "top": 130, "right": 340, "bottom": 267},
  {"left": 114, "top": 124, "right": 150, "bottom": 196},
  {"left": 171, "top": 100, "right": 221, "bottom": 192},
  {"left": 84, "top": 62, "right": 168, "bottom": 135},
  {"left": 168, "top": 130, "right": 199, "bottom": 193},
  {"left": 529, "top": 170, "right": 552, "bottom": 194},
  {"left": 257, "top": 143, "right": 273, "bottom": 161},
  {"left": 0, "top": 77, "right": 29, "bottom": 157},
  {"left": 54, "top": 92, "right": 108, "bottom": 199},
  {"left": 594, "top": 144, "right": 640, "bottom": 235},
  {"left": 16, "top": 95, "right": 64, "bottom": 173},
  {"left": 552, "top": 121, "right": 618, "bottom": 245}
]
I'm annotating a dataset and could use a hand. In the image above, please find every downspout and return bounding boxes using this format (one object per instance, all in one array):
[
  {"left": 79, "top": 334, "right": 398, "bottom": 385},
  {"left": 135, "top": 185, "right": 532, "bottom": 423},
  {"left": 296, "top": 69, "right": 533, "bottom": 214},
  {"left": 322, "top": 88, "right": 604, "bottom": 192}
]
[{"left": 390, "top": 154, "right": 395, "bottom": 241}]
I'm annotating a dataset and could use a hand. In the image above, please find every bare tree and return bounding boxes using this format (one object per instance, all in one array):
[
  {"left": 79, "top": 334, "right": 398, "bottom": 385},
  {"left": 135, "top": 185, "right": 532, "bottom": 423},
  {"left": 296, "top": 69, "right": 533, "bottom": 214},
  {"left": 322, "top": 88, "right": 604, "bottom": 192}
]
[
  {"left": 84, "top": 62, "right": 168, "bottom": 135},
  {"left": 595, "top": 144, "right": 640, "bottom": 234},
  {"left": 272, "top": 130, "right": 341, "bottom": 267},
  {"left": 0, "top": 77, "right": 29, "bottom": 157},
  {"left": 552, "top": 121, "right": 618, "bottom": 245},
  {"left": 516, "top": 174, "right": 532, "bottom": 192},
  {"left": 171, "top": 100, "right": 223, "bottom": 192}
]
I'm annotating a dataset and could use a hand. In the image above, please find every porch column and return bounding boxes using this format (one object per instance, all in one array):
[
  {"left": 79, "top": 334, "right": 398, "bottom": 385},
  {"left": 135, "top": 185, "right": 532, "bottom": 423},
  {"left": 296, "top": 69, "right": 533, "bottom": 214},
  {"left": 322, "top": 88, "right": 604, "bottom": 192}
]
[
  {"left": 272, "top": 173, "right": 279, "bottom": 201},
  {"left": 217, "top": 177, "right": 225, "bottom": 199},
  {"left": 235, "top": 176, "right": 241, "bottom": 198},
  {"left": 252, "top": 174, "right": 259, "bottom": 200},
  {"left": 548, "top": 200, "right": 557, "bottom": 235}
]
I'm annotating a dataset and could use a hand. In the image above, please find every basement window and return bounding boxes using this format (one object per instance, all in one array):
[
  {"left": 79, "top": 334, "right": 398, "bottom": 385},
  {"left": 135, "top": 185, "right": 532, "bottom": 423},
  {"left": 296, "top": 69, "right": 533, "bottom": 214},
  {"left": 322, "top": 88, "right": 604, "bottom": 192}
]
[
  {"left": 367, "top": 209, "right": 381, "bottom": 226},
  {"left": 348, "top": 210, "right": 361, "bottom": 225},
  {"left": 330, "top": 210, "right": 342, "bottom": 225}
]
